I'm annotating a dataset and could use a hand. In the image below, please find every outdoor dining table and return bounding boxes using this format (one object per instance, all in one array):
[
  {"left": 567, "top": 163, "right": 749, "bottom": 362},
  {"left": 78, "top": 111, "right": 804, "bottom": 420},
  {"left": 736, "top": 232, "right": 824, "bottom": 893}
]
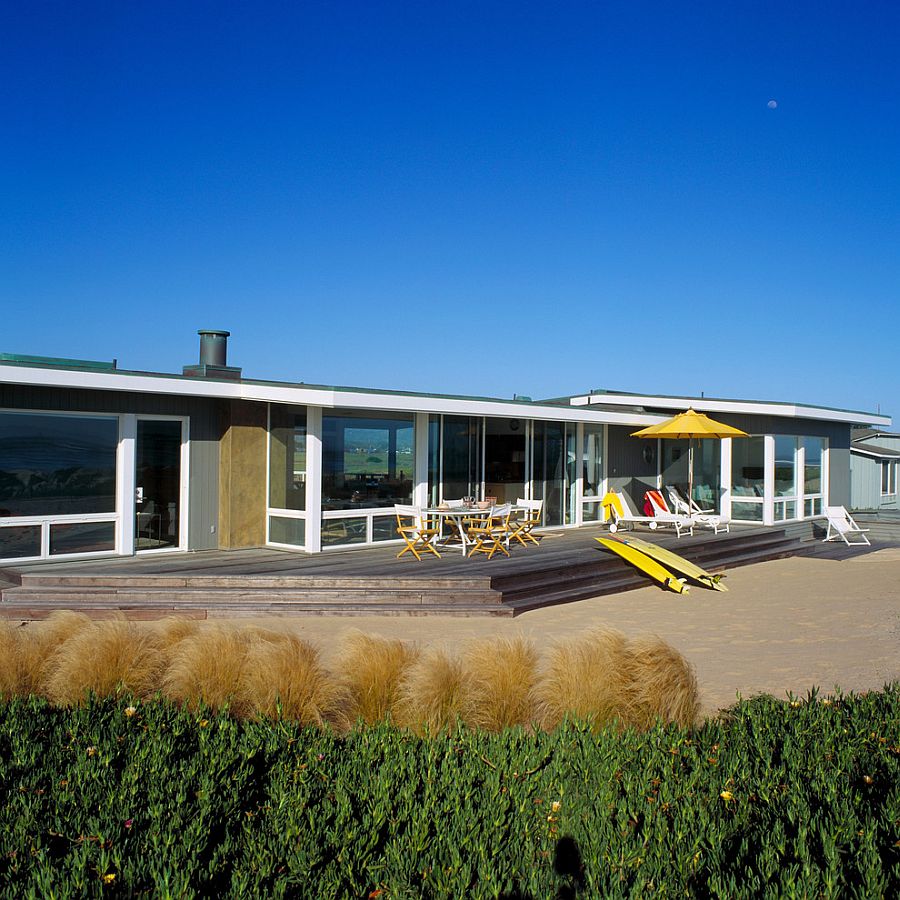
[{"left": 424, "top": 504, "right": 525, "bottom": 557}]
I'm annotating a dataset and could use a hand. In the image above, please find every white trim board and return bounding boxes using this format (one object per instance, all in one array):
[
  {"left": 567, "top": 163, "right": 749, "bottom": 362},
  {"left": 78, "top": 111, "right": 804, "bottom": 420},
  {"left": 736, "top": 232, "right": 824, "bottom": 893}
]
[
  {"left": 570, "top": 391, "right": 891, "bottom": 428},
  {"left": 0, "top": 364, "right": 659, "bottom": 426}
]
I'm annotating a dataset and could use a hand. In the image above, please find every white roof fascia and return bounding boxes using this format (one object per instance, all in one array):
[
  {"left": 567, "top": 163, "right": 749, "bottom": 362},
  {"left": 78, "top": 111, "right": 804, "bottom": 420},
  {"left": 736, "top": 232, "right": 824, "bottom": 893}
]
[
  {"left": 0, "top": 365, "right": 660, "bottom": 426},
  {"left": 571, "top": 392, "right": 891, "bottom": 428},
  {"left": 850, "top": 445, "right": 900, "bottom": 460}
]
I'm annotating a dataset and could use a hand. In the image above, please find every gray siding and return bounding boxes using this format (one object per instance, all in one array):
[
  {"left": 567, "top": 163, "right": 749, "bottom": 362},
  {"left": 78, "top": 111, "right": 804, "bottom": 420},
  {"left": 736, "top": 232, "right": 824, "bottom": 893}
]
[
  {"left": 606, "top": 425, "right": 659, "bottom": 508},
  {"left": 0, "top": 383, "right": 225, "bottom": 550},
  {"left": 850, "top": 435, "right": 900, "bottom": 511}
]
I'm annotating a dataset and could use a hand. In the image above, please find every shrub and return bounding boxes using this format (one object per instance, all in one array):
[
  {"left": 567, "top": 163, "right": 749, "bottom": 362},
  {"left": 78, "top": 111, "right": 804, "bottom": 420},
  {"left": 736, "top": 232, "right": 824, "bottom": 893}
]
[{"left": 0, "top": 687, "right": 897, "bottom": 897}]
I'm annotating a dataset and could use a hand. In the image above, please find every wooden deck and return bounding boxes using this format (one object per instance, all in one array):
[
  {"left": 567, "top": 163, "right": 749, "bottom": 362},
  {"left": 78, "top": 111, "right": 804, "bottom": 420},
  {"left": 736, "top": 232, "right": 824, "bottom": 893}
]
[{"left": 0, "top": 522, "right": 869, "bottom": 620}]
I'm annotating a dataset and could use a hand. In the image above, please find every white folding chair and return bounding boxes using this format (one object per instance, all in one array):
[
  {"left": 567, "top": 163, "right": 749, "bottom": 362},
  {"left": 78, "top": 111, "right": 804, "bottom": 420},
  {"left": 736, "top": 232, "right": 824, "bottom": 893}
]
[
  {"left": 395, "top": 505, "right": 442, "bottom": 560},
  {"left": 823, "top": 506, "right": 871, "bottom": 546}
]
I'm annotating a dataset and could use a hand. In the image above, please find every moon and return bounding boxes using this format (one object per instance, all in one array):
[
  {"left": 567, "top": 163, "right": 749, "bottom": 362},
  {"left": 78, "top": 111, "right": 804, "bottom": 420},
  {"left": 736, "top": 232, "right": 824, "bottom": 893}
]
[{"left": 767, "top": 99, "right": 778, "bottom": 109}]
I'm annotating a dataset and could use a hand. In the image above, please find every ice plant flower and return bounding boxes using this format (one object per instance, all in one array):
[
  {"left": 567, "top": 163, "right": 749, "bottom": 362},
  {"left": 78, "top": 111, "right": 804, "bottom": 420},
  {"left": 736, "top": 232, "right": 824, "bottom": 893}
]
[
  {"left": 124, "top": 819, "right": 133, "bottom": 829},
  {"left": 199, "top": 719, "right": 209, "bottom": 728},
  {"left": 102, "top": 873, "right": 115, "bottom": 884},
  {"left": 719, "top": 790, "right": 734, "bottom": 802},
  {"left": 124, "top": 705, "right": 137, "bottom": 717},
  {"left": 550, "top": 801, "right": 561, "bottom": 813},
  {"left": 86, "top": 746, "right": 96, "bottom": 757}
]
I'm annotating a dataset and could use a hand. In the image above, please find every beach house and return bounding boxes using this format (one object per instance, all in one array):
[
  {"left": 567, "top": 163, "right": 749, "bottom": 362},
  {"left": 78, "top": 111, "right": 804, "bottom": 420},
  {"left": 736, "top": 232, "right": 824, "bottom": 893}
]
[{"left": 0, "top": 330, "right": 891, "bottom": 564}]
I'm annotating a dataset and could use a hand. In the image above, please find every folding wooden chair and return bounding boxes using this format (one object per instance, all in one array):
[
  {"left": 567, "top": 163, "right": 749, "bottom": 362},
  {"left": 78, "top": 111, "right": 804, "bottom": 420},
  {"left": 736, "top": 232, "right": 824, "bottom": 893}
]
[
  {"left": 509, "top": 498, "right": 543, "bottom": 547},
  {"left": 466, "top": 504, "right": 513, "bottom": 559},
  {"left": 395, "top": 505, "right": 441, "bottom": 560}
]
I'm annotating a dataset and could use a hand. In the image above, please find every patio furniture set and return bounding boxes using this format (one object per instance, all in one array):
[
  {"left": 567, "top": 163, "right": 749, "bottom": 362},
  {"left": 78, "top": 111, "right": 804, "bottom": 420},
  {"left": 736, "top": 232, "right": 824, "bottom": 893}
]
[
  {"left": 395, "top": 499, "right": 543, "bottom": 561},
  {"left": 602, "top": 488, "right": 730, "bottom": 538}
]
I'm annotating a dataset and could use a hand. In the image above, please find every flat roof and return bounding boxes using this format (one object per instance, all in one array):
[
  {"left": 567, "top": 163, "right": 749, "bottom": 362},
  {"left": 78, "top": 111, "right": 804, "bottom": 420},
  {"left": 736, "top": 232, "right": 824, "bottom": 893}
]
[
  {"left": 0, "top": 354, "right": 891, "bottom": 429},
  {"left": 568, "top": 388, "right": 891, "bottom": 428}
]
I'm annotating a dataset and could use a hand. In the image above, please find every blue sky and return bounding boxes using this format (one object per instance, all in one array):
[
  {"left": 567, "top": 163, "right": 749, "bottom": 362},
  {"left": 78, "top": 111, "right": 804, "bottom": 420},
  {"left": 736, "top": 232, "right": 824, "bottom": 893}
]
[{"left": 2, "top": 1, "right": 897, "bottom": 417}]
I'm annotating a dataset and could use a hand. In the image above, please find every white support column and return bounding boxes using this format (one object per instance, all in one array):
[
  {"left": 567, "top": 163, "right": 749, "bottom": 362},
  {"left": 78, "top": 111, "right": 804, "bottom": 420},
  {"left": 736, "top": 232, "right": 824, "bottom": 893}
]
[
  {"left": 574, "top": 422, "right": 584, "bottom": 526},
  {"left": 720, "top": 437, "right": 733, "bottom": 521},
  {"left": 763, "top": 434, "right": 775, "bottom": 526},
  {"left": 602, "top": 424, "right": 609, "bottom": 499},
  {"left": 117, "top": 415, "right": 137, "bottom": 556},
  {"left": 414, "top": 412, "right": 430, "bottom": 508},
  {"left": 306, "top": 406, "right": 323, "bottom": 552}
]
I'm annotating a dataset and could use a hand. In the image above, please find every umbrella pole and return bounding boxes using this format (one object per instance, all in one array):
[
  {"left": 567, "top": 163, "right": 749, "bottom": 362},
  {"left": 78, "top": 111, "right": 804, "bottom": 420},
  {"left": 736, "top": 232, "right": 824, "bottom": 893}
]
[{"left": 688, "top": 439, "right": 694, "bottom": 511}]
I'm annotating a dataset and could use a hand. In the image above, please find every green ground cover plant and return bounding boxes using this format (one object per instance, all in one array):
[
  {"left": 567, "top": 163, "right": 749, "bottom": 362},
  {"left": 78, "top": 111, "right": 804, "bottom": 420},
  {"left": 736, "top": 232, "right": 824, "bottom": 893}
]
[{"left": 1, "top": 687, "right": 897, "bottom": 898}]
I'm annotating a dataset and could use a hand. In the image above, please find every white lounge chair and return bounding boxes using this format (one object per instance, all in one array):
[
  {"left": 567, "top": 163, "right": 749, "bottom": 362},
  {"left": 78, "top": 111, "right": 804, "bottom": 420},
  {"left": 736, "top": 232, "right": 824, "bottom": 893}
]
[
  {"left": 823, "top": 506, "right": 871, "bottom": 546},
  {"left": 642, "top": 490, "right": 695, "bottom": 538},
  {"left": 602, "top": 490, "right": 693, "bottom": 535},
  {"left": 665, "top": 486, "right": 730, "bottom": 534}
]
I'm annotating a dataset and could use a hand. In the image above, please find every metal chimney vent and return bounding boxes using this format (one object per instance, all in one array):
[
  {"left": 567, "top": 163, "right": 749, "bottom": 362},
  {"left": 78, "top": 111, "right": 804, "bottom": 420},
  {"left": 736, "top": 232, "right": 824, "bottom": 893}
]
[{"left": 183, "top": 329, "right": 242, "bottom": 380}]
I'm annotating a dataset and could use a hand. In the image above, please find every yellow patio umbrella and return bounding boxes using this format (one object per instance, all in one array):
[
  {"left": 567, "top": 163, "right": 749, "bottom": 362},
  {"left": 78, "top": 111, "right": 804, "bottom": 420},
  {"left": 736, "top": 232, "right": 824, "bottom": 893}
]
[{"left": 631, "top": 409, "right": 748, "bottom": 510}]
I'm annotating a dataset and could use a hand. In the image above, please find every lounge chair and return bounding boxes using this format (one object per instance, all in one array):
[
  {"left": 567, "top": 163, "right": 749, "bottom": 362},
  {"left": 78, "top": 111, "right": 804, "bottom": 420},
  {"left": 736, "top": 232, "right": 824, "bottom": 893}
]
[
  {"left": 642, "top": 490, "right": 695, "bottom": 538},
  {"left": 602, "top": 490, "right": 671, "bottom": 533},
  {"left": 823, "top": 506, "right": 871, "bottom": 546},
  {"left": 665, "top": 486, "right": 730, "bottom": 534}
]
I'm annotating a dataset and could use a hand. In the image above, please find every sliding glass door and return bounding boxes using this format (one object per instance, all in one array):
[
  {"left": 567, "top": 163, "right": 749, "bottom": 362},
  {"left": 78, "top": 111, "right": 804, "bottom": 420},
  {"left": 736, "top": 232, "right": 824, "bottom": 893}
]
[{"left": 135, "top": 419, "right": 184, "bottom": 551}]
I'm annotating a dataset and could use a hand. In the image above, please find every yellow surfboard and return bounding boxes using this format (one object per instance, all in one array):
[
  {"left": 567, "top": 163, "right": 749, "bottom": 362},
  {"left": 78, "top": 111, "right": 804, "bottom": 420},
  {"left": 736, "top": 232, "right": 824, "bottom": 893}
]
[
  {"left": 615, "top": 535, "right": 728, "bottom": 592},
  {"left": 596, "top": 537, "right": 689, "bottom": 594}
]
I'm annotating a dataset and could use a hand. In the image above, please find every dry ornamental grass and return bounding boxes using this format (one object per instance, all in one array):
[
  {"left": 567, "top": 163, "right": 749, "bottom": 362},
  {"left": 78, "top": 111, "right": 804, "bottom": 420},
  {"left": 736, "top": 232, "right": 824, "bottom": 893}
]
[
  {"left": 463, "top": 635, "right": 538, "bottom": 731},
  {"left": 162, "top": 623, "right": 255, "bottom": 716},
  {"left": 0, "top": 616, "right": 699, "bottom": 733},
  {"left": 533, "top": 626, "right": 637, "bottom": 731},
  {"left": 394, "top": 644, "right": 473, "bottom": 734},
  {"left": 338, "top": 630, "right": 420, "bottom": 725},
  {"left": 42, "top": 616, "right": 166, "bottom": 706},
  {"left": 243, "top": 633, "right": 350, "bottom": 730}
]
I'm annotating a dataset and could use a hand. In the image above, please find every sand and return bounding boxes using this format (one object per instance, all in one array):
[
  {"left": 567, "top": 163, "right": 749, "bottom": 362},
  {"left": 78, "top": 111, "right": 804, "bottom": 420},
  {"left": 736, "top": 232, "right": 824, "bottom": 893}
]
[{"left": 233, "top": 549, "right": 900, "bottom": 716}]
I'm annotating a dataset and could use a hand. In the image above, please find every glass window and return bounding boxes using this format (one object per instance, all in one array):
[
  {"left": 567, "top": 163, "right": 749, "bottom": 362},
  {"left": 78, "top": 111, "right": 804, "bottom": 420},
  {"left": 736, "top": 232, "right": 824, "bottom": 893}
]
[
  {"left": 774, "top": 436, "right": 798, "bottom": 498},
  {"left": 484, "top": 418, "right": 527, "bottom": 506},
  {"left": 582, "top": 425, "right": 603, "bottom": 499},
  {"left": 268, "top": 515, "right": 305, "bottom": 547},
  {"left": 322, "top": 412, "right": 414, "bottom": 512},
  {"left": 440, "top": 416, "right": 481, "bottom": 502},
  {"left": 49, "top": 521, "right": 116, "bottom": 555},
  {"left": 731, "top": 436, "right": 765, "bottom": 498},
  {"left": 372, "top": 516, "right": 398, "bottom": 542},
  {"left": 321, "top": 516, "right": 368, "bottom": 546},
  {"left": 0, "top": 413, "right": 118, "bottom": 518},
  {"left": 804, "top": 437, "right": 823, "bottom": 496},
  {"left": 882, "top": 461, "right": 897, "bottom": 496},
  {"left": 582, "top": 500, "right": 605, "bottom": 522},
  {"left": 269, "top": 406, "right": 307, "bottom": 511},
  {"left": 0, "top": 524, "right": 42, "bottom": 559},
  {"left": 532, "top": 421, "right": 565, "bottom": 526},
  {"left": 427, "top": 415, "right": 441, "bottom": 507},
  {"left": 732, "top": 501, "right": 764, "bottom": 522}
]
